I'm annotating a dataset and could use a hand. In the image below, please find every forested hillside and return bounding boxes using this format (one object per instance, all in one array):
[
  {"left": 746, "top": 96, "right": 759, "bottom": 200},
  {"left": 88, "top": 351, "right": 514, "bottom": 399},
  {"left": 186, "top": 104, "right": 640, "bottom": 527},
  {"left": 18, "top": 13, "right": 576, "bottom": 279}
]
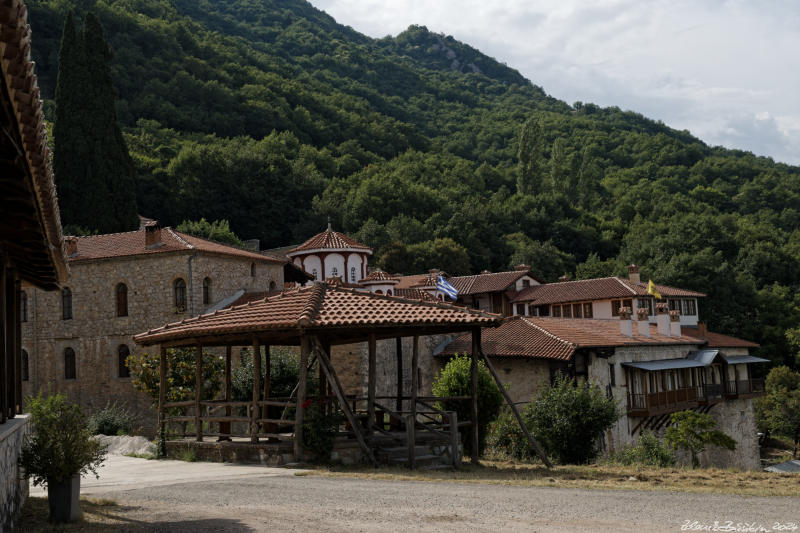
[{"left": 26, "top": 0, "right": 800, "bottom": 367}]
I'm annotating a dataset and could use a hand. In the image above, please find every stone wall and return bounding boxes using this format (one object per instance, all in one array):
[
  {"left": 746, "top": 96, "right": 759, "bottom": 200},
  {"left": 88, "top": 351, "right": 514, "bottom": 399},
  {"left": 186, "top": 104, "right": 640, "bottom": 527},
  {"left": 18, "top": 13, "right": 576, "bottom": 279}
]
[
  {"left": 0, "top": 415, "right": 30, "bottom": 531},
  {"left": 21, "top": 252, "right": 284, "bottom": 434}
]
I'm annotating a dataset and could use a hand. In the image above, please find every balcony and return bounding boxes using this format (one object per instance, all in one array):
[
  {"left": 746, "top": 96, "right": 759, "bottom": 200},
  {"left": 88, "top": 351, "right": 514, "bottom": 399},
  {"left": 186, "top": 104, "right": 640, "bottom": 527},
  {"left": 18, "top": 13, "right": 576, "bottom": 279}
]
[
  {"left": 698, "top": 383, "right": 724, "bottom": 405},
  {"left": 627, "top": 387, "right": 699, "bottom": 417},
  {"left": 725, "top": 378, "right": 765, "bottom": 399}
]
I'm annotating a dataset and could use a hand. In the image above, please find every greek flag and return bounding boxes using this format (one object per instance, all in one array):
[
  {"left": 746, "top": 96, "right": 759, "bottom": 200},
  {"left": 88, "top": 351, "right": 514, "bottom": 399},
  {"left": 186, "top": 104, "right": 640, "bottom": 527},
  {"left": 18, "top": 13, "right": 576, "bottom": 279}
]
[{"left": 437, "top": 275, "right": 458, "bottom": 300}]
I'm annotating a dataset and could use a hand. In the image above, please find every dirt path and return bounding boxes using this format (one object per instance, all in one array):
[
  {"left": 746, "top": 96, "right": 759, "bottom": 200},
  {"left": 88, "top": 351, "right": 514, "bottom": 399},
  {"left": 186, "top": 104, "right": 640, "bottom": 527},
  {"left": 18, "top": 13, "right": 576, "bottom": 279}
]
[{"left": 29, "top": 456, "right": 800, "bottom": 532}]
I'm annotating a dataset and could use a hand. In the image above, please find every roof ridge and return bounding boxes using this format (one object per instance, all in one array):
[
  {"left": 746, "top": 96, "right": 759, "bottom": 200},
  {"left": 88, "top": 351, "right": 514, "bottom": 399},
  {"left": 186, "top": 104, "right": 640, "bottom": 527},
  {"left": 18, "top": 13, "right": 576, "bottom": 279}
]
[
  {"left": 613, "top": 277, "right": 638, "bottom": 295},
  {"left": 298, "top": 282, "right": 326, "bottom": 326},
  {"left": 521, "top": 317, "right": 576, "bottom": 349},
  {"left": 165, "top": 227, "right": 194, "bottom": 250},
  {"left": 75, "top": 229, "right": 142, "bottom": 240}
]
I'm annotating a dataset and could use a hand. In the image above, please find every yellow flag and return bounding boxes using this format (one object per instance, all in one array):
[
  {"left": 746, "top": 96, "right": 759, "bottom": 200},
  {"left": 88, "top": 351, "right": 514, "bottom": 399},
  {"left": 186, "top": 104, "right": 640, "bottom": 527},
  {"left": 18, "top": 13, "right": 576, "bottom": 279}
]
[{"left": 647, "top": 279, "right": 662, "bottom": 300}]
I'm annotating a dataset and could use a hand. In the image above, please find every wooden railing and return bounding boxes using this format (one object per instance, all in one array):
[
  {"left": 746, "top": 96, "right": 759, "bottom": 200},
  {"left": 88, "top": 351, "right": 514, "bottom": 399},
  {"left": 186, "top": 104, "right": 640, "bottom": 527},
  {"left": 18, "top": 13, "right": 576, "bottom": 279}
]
[
  {"left": 627, "top": 387, "right": 698, "bottom": 415},
  {"left": 162, "top": 397, "right": 298, "bottom": 440},
  {"left": 725, "top": 378, "right": 765, "bottom": 397}
]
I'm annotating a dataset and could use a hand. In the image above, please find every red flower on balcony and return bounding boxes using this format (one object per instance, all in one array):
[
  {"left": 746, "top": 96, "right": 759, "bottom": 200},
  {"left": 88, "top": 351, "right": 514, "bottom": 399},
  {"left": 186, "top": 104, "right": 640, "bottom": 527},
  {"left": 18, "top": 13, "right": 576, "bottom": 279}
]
[{"left": 301, "top": 399, "right": 312, "bottom": 409}]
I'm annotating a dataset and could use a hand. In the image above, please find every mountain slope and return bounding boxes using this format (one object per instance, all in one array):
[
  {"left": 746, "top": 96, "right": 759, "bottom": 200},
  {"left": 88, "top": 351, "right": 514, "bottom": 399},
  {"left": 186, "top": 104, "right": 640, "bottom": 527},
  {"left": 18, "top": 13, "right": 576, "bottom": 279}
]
[{"left": 25, "top": 0, "right": 800, "bottom": 366}]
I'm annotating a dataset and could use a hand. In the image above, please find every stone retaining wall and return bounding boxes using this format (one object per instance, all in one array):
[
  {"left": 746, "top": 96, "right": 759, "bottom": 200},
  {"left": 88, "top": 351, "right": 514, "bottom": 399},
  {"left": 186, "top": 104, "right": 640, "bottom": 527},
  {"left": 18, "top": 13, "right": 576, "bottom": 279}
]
[{"left": 0, "top": 415, "right": 30, "bottom": 531}]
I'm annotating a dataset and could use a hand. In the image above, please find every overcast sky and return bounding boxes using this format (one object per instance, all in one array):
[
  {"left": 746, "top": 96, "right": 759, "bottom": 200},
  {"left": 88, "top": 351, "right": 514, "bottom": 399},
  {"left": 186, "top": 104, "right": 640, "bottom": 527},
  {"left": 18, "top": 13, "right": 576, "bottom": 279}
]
[{"left": 311, "top": 0, "right": 800, "bottom": 165}]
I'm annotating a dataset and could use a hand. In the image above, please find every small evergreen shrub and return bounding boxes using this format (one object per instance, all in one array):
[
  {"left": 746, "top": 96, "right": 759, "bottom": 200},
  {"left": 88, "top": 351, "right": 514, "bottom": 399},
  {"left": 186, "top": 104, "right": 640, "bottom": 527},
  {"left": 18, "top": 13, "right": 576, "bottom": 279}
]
[
  {"left": 666, "top": 410, "right": 736, "bottom": 467},
  {"left": 486, "top": 407, "right": 532, "bottom": 461},
  {"left": 525, "top": 374, "right": 620, "bottom": 464},
  {"left": 433, "top": 353, "right": 503, "bottom": 457},
  {"left": 611, "top": 431, "right": 675, "bottom": 467},
  {"left": 88, "top": 402, "right": 136, "bottom": 436},
  {"left": 302, "top": 400, "right": 342, "bottom": 463}
]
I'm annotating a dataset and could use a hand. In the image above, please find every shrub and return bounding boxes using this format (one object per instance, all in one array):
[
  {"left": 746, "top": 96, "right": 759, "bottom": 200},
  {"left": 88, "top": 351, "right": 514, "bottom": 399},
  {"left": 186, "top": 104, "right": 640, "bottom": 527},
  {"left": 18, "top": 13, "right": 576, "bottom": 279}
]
[
  {"left": 757, "top": 366, "right": 800, "bottom": 458},
  {"left": 524, "top": 374, "right": 620, "bottom": 464},
  {"left": 231, "top": 346, "right": 315, "bottom": 402},
  {"left": 302, "top": 401, "right": 342, "bottom": 463},
  {"left": 19, "top": 393, "right": 107, "bottom": 487},
  {"left": 486, "top": 407, "right": 532, "bottom": 461},
  {"left": 88, "top": 402, "right": 136, "bottom": 436},
  {"left": 611, "top": 431, "right": 675, "bottom": 467},
  {"left": 127, "top": 348, "right": 224, "bottom": 407},
  {"left": 666, "top": 410, "right": 736, "bottom": 467},
  {"left": 433, "top": 353, "right": 503, "bottom": 457}
]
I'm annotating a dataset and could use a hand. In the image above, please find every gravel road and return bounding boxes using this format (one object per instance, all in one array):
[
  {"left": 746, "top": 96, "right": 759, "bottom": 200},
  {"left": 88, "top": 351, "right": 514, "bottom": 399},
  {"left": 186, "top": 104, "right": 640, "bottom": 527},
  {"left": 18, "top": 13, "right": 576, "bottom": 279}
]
[{"left": 32, "top": 456, "right": 800, "bottom": 532}]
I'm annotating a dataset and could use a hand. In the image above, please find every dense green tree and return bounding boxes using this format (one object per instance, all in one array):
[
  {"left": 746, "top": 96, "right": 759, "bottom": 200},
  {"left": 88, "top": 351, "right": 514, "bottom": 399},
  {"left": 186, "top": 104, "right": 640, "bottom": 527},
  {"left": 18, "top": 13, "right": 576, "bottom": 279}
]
[
  {"left": 665, "top": 410, "right": 736, "bottom": 468},
  {"left": 757, "top": 366, "right": 800, "bottom": 457},
  {"left": 53, "top": 12, "right": 138, "bottom": 233},
  {"left": 176, "top": 218, "right": 243, "bottom": 246}
]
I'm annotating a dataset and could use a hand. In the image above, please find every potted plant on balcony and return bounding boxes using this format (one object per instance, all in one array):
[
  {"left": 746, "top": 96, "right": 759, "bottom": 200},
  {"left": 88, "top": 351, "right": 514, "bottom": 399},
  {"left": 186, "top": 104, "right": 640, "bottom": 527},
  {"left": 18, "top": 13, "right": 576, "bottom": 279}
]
[{"left": 19, "top": 393, "right": 107, "bottom": 523}]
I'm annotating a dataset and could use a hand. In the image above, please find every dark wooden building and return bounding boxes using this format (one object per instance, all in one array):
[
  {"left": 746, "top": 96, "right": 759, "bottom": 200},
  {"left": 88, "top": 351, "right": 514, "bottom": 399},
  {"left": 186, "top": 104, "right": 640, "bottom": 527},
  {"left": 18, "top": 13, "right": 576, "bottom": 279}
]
[{"left": 1, "top": 0, "right": 69, "bottom": 424}]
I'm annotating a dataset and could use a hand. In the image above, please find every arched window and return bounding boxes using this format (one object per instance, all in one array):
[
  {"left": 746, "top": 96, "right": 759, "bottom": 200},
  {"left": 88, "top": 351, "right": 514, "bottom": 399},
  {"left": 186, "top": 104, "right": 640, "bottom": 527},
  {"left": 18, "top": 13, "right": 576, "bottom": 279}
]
[
  {"left": 174, "top": 278, "right": 187, "bottom": 312},
  {"left": 350, "top": 267, "right": 356, "bottom": 283},
  {"left": 116, "top": 283, "right": 128, "bottom": 317},
  {"left": 250, "top": 263, "right": 256, "bottom": 277},
  {"left": 386, "top": 289, "right": 392, "bottom": 296},
  {"left": 312, "top": 268, "right": 318, "bottom": 280},
  {"left": 331, "top": 267, "right": 339, "bottom": 278},
  {"left": 202, "top": 277, "right": 211, "bottom": 305},
  {"left": 118, "top": 345, "right": 131, "bottom": 378},
  {"left": 64, "top": 347, "right": 76, "bottom": 380},
  {"left": 375, "top": 289, "right": 383, "bottom": 295},
  {"left": 22, "top": 349, "right": 29, "bottom": 381},
  {"left": 20, "top": 290, "right": 27, "bottom": 322},
  {"left": 62, "top": 287, "right": 72, "bottom": 320},
  {"left": 269, "top": 281, "right": 277, "bottom": 291}
]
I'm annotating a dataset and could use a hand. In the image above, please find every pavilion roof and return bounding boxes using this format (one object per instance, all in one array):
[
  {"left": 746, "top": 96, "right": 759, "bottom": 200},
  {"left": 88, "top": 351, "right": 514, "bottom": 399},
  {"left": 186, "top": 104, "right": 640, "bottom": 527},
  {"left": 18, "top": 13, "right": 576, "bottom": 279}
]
[
  {"left": 134, "top": 283, "right": 502, "bottom": 347},
  {"left": 286, "top": 226, "right": 372, "bottom": 255}
]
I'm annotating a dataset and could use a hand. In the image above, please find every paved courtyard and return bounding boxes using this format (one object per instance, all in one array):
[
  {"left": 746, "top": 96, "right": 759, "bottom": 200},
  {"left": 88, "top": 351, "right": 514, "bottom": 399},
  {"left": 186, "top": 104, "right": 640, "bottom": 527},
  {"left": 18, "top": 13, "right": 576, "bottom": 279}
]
[{"left": 30, "top": 456, "right": 800, "bottom": 532}]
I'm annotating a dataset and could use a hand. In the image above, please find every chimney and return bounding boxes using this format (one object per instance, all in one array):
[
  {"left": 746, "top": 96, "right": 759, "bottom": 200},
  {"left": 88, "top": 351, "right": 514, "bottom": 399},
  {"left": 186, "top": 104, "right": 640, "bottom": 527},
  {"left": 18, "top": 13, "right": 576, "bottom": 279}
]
[
  {"left": 481, "top": 270, "right": 491, "bottom": 275},
  {"left": 145, "top": 222, "right": 162, "bottom": 248},
  {"left": 514, "top": 264, "right": 530, "bottom": 271},
  {"left": 64, "top": 236, "right": 78, "bottom": 257},
  {"left": 669, "top": 309, "right": 681, "bottom": 337},
  {"left": 627, "top": 264, "right": 640, "bottom": 285},
  {"left": 656, "top": 302, "right": 670, "bottom": 336},
  {"left": 558, "top": 274, "right": 570, "bottom": 282},
  {"left": 636, "top": 307, "right": 650, "bottom": 337},
  {"left": 619, "top": 306, "right": 633, "bottom": 338}
]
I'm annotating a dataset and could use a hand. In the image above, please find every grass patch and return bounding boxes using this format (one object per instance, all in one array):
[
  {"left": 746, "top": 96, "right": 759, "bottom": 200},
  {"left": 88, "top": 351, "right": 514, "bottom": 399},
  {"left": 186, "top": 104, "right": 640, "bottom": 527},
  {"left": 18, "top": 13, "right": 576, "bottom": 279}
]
[
  {"left": 18, "top": 497, "right": 138, "bottom": 532},
  {"left": 302, "top": 459, "right": 800, "bottom": 497},
  {"left": 123, "top": 452, "right": 156, "bottom": 460}
]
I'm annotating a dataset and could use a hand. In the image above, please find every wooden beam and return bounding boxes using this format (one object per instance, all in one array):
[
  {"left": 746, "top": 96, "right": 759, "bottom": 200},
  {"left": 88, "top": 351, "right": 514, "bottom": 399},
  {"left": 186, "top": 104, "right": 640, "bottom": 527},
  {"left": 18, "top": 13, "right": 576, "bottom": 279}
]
[
  {"left": 396, "top": 337, "right": 403, "bottom": 413},
  {"left": 311, "top": 336, "right": 377, "bottom": 466},
  {"left": 477, "top": 347, "right": 553, "bottom": 468},
  {"left": 251, "top": 338, "right": 261, "bottom": 443},
  {"left": 295, "top": 335, "right": 309, "bottom": 460},
  {"left": 158, "top": 345, "right": 167, "bottom": 456},
  {"left": 1, "top": 261, "right": 8, "bottom": 424},
  {"left": 219, "top": 346, "right": 232, "bottom": 441},
  {"left": 470, "top": 328, "right": 480, "bottom": 464},
  {"left": 409, "top": 335, "right": 419, "bottom": 468},
  {"left": 263, "top": 344, "right": 273, "bottom": 436},
  {"left": 195, "top": 344, "right": 203, "bottom": 442},
  {"left": 367, "top": 333, "right": 376, "bottom": 432}
]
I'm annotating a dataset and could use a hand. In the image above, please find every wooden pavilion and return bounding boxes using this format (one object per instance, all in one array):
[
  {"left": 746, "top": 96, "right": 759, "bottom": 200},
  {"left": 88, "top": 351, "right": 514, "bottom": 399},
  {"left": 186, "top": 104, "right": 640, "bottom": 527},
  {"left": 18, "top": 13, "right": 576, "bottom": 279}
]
[{"left": 134, "top": 282, "right": 551, "bottom": 467}]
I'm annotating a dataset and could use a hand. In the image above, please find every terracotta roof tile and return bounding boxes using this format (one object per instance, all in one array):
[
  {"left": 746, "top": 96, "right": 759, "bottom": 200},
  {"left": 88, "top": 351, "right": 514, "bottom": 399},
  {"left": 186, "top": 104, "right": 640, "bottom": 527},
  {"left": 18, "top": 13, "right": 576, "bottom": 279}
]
[
  {"left": 359, "top": 270, "right": 399, "bottom": 284},
  {"left": 439, "top": 316, "right": 700, "bottom": 360},
  {"left": 135, "top": 284, "right": 502, "bottom": 345},
  {"left": 449, "top": 270, "right": 536, "bottom": 295},
  {"left": 394, "top": 288, "right": 438, "bottom": 302},
  {"left": 287, "top": 227, "right": 372, "bottom": 255},
  {"left": 511, "top": 277, "right": 705, "bottom": 304},
  {"left": 68, "top": 228, "right": 283, "bottom": 263},
  {"left": 682, "top": 327, "right": 759, "bottom": 348}
]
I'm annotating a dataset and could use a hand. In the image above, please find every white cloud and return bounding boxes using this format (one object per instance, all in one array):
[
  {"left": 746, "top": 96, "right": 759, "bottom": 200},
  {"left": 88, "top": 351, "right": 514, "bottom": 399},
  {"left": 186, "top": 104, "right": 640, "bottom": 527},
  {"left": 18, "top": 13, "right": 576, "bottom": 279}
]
[{"left": 311, "top": 0, "right": 800, "bottom": 164}]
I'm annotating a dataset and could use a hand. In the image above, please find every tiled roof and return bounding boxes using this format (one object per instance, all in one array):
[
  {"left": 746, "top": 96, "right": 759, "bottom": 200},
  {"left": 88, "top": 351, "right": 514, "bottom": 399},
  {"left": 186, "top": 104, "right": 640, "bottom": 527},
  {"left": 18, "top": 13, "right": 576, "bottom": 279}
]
[
  {"left": 135, "top": 284, "right": 502, "bottom": 346},
  {"left": 359, "top": 270, "right": 399, "bottom": 284},
  {"left": 394, "top": 273, "right": 432, "bottom": 289},
  {"left": 287, "top": 227, "right": 372, "bottom": 255},
  {"left": 68, "top": 228, "right": 284, "bottom": 263},
  {"left": 449, "top": 270, "right": 537, "bottom": 295},
  {"left": 682, "top": 327, "right": 759, "bottom": 348},
  {"left": 394, "top": 288, "right": 439, "bottom": 302},
  {"left": 511, "top": 277, "right": 705, "bottom": 304},
  {"left": 1, "top": 0, "right": 69, "bottom": 287},
  {"left": 438, "top": 316, "right": 700, "bottom": 360}
]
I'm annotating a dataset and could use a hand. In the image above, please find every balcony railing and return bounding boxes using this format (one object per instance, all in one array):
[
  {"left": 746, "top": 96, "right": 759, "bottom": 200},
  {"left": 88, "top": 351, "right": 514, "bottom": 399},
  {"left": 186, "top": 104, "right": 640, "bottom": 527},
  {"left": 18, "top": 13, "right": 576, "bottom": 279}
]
[
  {"left": 627, "top": 387, "right": 699, "bottom": 416},
  {"left": 725, "top": 378, "right": 765, "bottom": 398},
  {"left": 699, "top": 383, "right": 724, "bottom": 403}
]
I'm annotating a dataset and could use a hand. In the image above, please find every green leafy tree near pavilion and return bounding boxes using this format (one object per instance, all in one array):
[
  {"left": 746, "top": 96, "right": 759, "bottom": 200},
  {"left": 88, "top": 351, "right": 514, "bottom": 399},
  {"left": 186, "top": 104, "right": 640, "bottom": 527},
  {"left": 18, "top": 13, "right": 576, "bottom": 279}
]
[{"left": 54, "top": 12, "right": 138, "bottom": 234}]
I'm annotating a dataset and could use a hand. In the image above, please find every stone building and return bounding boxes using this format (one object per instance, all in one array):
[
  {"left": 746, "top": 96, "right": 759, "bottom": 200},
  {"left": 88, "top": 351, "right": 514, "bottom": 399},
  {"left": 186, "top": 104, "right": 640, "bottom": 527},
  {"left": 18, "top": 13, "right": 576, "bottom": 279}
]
[
  {"left": 286, "top": 223, "right": 372, "bottom": 283},
  {"left": 439, "top": 309, "right": 766, "bottom": 469},
  {"left": 1, "top": 0, "right": 70, "bottom": 525},
  {"left": 21, "top": 224, "right": 287, "bottom": 429}
]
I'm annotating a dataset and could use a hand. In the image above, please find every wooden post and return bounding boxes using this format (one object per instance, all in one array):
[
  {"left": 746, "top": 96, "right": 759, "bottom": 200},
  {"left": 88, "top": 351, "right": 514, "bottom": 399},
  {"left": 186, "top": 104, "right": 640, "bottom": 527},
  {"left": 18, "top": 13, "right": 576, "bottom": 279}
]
[
  {"left": 195, "top": 344, "right": 203, "bottom": 442},
  {"left": 406, "top": 414, "right": 416, "bottom": 469},
  {"left": 470, "top": 328, "right": 480, "bottom": 465},
  {"left": 158, "top": 345, "right": 167, "bottom": 457},
  {"left": 13, "top": 278, "right": 21, "bottom": 414},
  {"left": 251, "top": 338, "right": 261, "bottom": 443},
  {"left": 219, "top": 346, "right": 232, "bottom": 441},
  {"left": 0, "top": 262, "right": 6, "bottom": 424},
  {"left": 449, "top": 412, "right": 461, "bottom": 468},
  {"left": 395, "top": 337, "right": 403, "bottom": 413},
  {"left": 295, "top": 335, "right": 310, "bottom": 460},
  {"left": 367, "top": 333, "right": 376, "bottom": 432},
  {"left": 477, "top": 347, "right": 553, "bottom": 468},
  {"left": 263, "top": 344, "right": 271, "bottom": 435},
  {"left": 408, "top": 335, "right": 419, "bottom": 467}
]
